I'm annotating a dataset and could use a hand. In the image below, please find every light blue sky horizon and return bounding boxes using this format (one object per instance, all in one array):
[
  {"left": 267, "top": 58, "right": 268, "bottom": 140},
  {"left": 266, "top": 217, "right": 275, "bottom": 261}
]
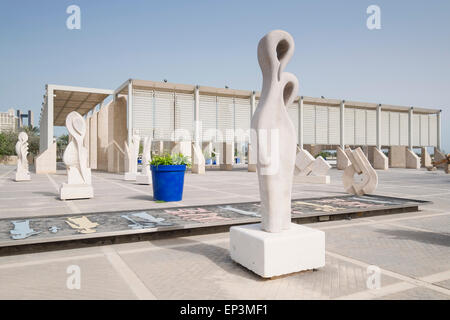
[{"left": 0, "top": 0, "right": 449, "bottom": 151}]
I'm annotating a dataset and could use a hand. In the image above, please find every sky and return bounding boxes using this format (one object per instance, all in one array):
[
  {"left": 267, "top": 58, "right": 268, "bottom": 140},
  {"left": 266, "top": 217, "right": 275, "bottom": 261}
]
[{"left": 0, "top": 0, "right": 449, "bottom": 151}]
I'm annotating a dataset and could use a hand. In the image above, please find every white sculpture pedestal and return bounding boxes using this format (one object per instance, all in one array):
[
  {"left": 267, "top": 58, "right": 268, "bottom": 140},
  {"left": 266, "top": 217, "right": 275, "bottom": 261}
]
[
  {"left": 60, "top": 184, "right": 94, "bottom": 200},
  {"left": 15, "top": 171, "right": 31, "bottom": 182},
  {"left": 136, "top": 174, "right": 152, "bottom": 185},
  {"left": 124, "top": 172, "right": 137, "bottom": 181},
  {"left": 230, "top": 223, "right": 325, "bottom": 278}
]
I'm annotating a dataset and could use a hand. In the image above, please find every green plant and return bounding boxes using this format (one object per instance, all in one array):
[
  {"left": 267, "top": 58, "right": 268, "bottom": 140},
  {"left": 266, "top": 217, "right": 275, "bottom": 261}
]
[
  {"left": 150, "top": 153, "right": 191, "bottom": 167},
  {"left": 0, "top": 130, "right": 18, "bottom": 156}
]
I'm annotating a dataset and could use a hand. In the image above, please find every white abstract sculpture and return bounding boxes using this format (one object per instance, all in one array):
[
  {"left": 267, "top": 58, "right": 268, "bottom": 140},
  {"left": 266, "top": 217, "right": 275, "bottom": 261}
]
[
  {"left": 124, "top": 134, "right": 140, "bottom": 181},
  {"left": 15, "top": 132, "right": 31, "bottom": 181},
  {"left": 294, "top": 147, "right": 331, "bottom": 184},
  {"left": 60, "top": 111, "right": 93, "bottom": 200},
  {"left": 250, "top": 30, "right": 299, "bottom": 233},
  {"left": 230, "top": 30, "right": 325, "bottom": 278},
  {"left": 136, "top": 136, "right": 152, "bottom": 184},
  {"left": 342, "top": 147, "right": 378, "bottom": 195}
]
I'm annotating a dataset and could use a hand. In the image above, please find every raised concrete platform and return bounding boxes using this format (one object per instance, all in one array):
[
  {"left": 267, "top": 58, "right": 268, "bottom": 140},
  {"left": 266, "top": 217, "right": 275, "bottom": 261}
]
[
  {"left": 0, "top": 194, "right": 428, "bottom": 254},
  {"left": 230, "top": 223, "right": 325, "bottom": 278}
]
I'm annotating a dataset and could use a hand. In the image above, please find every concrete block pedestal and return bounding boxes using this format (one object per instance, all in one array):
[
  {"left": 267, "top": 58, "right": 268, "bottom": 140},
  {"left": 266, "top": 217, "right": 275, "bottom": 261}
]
[
  {"left": 230, "top": 223, "right": 325, "bottom": 278},
  {"left": 15, "top": 172, "right": 31, "bottom": 181},
  {"left": 60, "top": 184, "right": 94, "bottom": 200}
]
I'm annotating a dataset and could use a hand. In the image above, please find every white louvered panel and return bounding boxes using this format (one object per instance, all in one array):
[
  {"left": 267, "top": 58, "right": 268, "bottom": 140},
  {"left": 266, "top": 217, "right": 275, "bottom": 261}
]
[
  {"left": 381, "top": 111, "right": 390, "bottom": 146},
  {"left": 217, "top": 96, "right": 234, "bottom": 142},
  {"left": 328, "top": 106, "right": 340, "bottom": 145},
  {"left": 399, "top": 113, "right": 408, "bottom": 146},
  {"left": 366, "top": 110, "right": 377, "bottom": 145},
  {"left": 174, "top": 93, "right": 194, "bottom": 141},
  {"left": 429, "top": 115, "right": 437, "bottom": 147},
  {"left": 389, "top": 112, "right": 400, "bottom": 146},
  {"left": 345, "top": 108, "right": 355, "bottom": 145},
  {"left": 154, "top": 91, "right": 175, "bottom": 140},
  {"left": 199, "top": 95, "right": 216, "bottom": 142},
  {"left": 235, "top": 98, "right": 251, "bottom": 132},
  {"left": 420, "top": 114, "right": 429, "bottom": 146},
  {"left": 354, "top": 109, "right": 366, "bottom": 145},
  {"left": 132, "top": 89, "right": 153, "bottom": 137},
  {"left": 413, "top": 114, "right": 420, "bottom": 146},
  {"left": 287, "top": 103, "right": 299, "bottom": 141},
  {"left": 303, "top": 105, "right": 315, "bottom": 144},
  {"left": 315, "top": 106, "right": 328, "bottom": 144}
]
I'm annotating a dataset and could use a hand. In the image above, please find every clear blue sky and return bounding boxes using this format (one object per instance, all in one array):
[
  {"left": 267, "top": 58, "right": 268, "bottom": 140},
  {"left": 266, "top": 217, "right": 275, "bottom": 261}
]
[{"left": 0, "top": 0, "right": 449, "bottom": 151}]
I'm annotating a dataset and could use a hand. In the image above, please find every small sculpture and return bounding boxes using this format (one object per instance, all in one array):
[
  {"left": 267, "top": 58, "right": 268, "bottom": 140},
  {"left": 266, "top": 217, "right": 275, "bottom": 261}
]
[
  {"left": 15, "top": 132, "right": 31, "bottom": 181},
  {"left": 250, "top": 30, "right": 299, "bottom": 233},
  {"left": 66, "top": 216, "right": 98, "bottom": 234},
  {"left": 60, "top": 111, "right": 93, "bottom": 200},
  {"left": 342, "top": 147, "right": 378, "bottom": 195},
  {"left": 136, "top": 136, "right": 152, "bottom": 184},
  {"left": 10, "top": 220, "right": 40, "bottom": 240},
  {"left": 294, "top": 147, "right": 331, "bottom": 184},
  {"left": 124, "top": 134, "right": 140, "bottom": 180}
]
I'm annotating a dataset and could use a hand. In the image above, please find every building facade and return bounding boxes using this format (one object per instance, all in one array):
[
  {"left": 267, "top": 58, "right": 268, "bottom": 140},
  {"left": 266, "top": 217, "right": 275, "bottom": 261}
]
[
  {"left": 36, "top": 79, "right": 443, "bottom": 174},
  {"left": 0, "top": 109, "right": 17, "bottom": 133}
]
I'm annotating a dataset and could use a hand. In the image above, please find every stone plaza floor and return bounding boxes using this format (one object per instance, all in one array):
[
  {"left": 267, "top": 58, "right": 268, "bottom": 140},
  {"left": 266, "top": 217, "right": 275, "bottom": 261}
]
[{"left": 0, "top": 164, "right": 449, "bottom": 299}]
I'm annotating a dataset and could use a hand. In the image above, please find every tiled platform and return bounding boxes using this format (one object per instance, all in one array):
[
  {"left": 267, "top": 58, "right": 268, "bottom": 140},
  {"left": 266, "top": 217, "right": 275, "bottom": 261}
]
[{"left": 0, "top": 194, "right": 428, "bottom": 251}]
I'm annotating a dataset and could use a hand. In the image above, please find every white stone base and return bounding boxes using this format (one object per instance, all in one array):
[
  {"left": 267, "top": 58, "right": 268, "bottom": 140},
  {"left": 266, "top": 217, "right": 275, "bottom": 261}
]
[
  {"left": 230, "top": 223, "right": 325, "bottom": 278},
  {"left": 60, "top": 183, "right": 94, "bottom": 200},
  {"left": 15, "top": 171, "right": 31, "bottom": 181},
  {"left": 136, "top": 174, "right": 152, "bottom": 185},
  {"left": 295, "top": 175, "right": 330, "bottom": 184},
  {"left": 124, "top": 172, "right": 137, "bottom": 181}
]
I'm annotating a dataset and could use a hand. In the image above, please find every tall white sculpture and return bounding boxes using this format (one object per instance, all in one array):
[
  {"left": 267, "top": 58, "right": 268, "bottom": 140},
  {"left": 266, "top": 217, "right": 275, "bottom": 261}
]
[
  {"left": 251, "top": 30, "right": 299, "bottom": 233},
  {"left": 15, "top": 132, "right": 31, "bottom": 181},
  {"left": 136, "top": 136, "right": 152, "bottom": 184},
  {"left": 60, "top": 111, "right": 93, "bottom": 200},
  {"left": 230, "top": 30, "right": 325, "bottom": 278},
  {"left": 343, "top": 147, "right": 378, "bottom": 195},
  {"left": 124, "top": 134, "right": 140, "bottom": 181}
]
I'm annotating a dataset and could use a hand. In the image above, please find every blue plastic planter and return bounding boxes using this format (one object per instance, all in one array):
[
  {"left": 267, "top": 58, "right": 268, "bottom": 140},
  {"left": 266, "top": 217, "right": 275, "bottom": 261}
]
[
  {"left": 235, "top": 157, "right": 241, "bottom": 164},
  {"left": 205, "top": 158, "right": 212, "bottom": 165},
  {"left": 151, "top": 165, "right": 186, "bottom": 201}
]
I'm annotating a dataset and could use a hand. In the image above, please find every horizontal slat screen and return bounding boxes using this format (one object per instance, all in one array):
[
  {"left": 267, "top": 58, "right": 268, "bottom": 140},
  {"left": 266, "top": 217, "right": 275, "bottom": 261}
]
[{"left": 132, "top": 89, "right": 153, "bottom": 137}]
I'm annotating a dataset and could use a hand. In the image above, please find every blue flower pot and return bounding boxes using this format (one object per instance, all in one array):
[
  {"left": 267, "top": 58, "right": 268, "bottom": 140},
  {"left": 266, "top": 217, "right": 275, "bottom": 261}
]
[
  {"left": 151, "top": 165, "right": 186, "bottom": 202},
  {"left": 235, "top": 157, "right": 241, "bottom": 164},
  {"left": 205, "top": 158, "right": 212, "bottom": 165}
]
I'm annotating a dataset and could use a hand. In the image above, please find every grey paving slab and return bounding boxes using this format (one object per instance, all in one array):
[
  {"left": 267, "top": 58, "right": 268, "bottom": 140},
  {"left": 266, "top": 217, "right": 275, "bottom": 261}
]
[
  {"left": 117, "top": 239, "right": 400, "bottom": 300},
  {"left": 0, "top": 255, "right": 137, "bottom": 299},
  {"left": 376, "top": 286, "right": 450, "bottom": 300},
  {"left": 325, "top": 223, "right": 450, "bottom": 278},
  {"left": 388, "top": 215, "right": 450, "bottom": 234}
]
